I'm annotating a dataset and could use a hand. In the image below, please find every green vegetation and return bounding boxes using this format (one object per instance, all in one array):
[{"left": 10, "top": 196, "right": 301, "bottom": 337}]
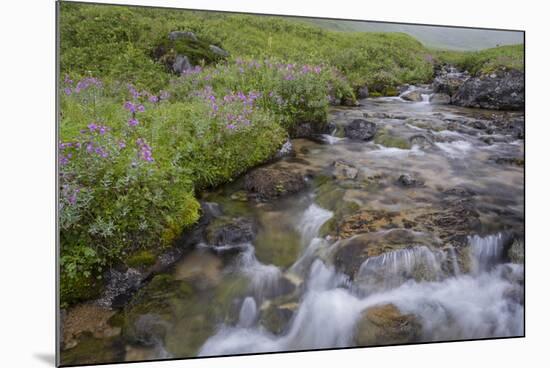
[
  {"left": 60, "top": 2, "right": 434, "bottom": 93},
  {"left": 434, "top": 44, "right": 524, "bottom": 75}
]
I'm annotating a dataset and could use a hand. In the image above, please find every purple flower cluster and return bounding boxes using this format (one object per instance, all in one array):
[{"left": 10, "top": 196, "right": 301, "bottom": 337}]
[
  {"left": 63, "top": 76, "right": 102, "bottom": 96},
  {"left": 61, "top": 184, "right": 81, "bottom": 206},
  {"left": 199, "top": 87, "right": 263, "bottom": 130},
  {"left": 136, "top": 138, "right": 154, "bottom": 162}
]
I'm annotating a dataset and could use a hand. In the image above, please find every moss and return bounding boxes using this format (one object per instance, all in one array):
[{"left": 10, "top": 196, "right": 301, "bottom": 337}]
[
  {"left": 319, "top": 217, "right": 338, "bottom": 237},
  {"left": 374, "top": 128, "right": 411, "bottom": 149},
  {"left": 60, "top": 273, "right": 102, "bottom": 308},
  {"left": 383, "top": 86, "right": 399, "bottom": 96},
  {"left": 126, "top": 250, "right": 157, "bottom": 268}
]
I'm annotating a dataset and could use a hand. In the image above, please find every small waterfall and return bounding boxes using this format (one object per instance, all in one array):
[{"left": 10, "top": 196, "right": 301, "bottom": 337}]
[
  {"left": 447, "top": 247, "right": 461, "bottom": 276},
  {"left": 307, "top": 259, "right": 350, "bottom": 292},
  {"left": 320, "top": 134, "right": 343, "bottom": 145},
  {"left": 237, "top": 243, "right": 283, "bottom": 299},
  {"left": 296, "top": 204, "right": 333, "bottom": 245},
  {"left": 356, "top": 246, "right": 446, "bottom": 293},
  {"left": 469, "top": 233, "right": 507, "bottom": 274},
  {"left": 238, "top": 297, "right": 258, "bottom": 328}
]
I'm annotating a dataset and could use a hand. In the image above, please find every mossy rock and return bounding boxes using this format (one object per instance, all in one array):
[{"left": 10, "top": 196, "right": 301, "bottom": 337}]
[
  {"left": 126, "top": 250, "right": 157, "bottom": 268},
  {"left": 383, "top": 86, "right": 399, "bottom": 96},
  {"left": 260, "top": 297, "right": 299, "bottom": 335},
  {"left": 153, "top": 34, "right": 227, "bottom": 73},
  {"left": 374, "top": 127, "right": 411, "bottom": 149},
  {"left": 355, "top": 304, "right": 421, "bottom": 346}
]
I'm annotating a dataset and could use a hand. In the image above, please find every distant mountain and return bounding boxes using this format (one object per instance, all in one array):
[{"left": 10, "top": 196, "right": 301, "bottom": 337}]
[{"left": 292, "top": 18, "right": 523, "bottom": 51}]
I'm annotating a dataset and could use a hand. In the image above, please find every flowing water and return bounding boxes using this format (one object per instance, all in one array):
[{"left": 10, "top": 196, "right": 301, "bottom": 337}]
[{"left": 61, "top": 94, "right": 524, "bottom": 365}]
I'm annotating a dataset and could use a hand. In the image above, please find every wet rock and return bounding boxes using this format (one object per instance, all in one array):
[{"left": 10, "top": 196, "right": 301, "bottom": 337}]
[
  {"left": 374, "top": 126, "right": 411, "bottom": 149},
  {"left": 490, "top": 156, "right": 524, "bottom": 166},
  {"left": 409, "top": 134, "right": 433, "bottom": 148},
  {"left": 471, "top": 120, "right": 488, "bottom": 130},
  {"left": 335, "top": 209, "right": 402, "bottom": 239},
  {"left": 289, "top": 121, "right": 330, "bottom": 139},
  {"left": 442, "top": 186, "right": 477, "bottom": 197},
  {"left": 401, "top": 90, "right": 423, "bottom": 102},
  {"left": 131, "top": 314, "right": 170, "bottom": 347},
  {"left": 168, "top": 31, "right": 198, "bottom": 42},
  {"left": 414, "top": 198, "right": 481, "bottom": 242},
  {"left": 333, "top": 160, "right": 359, "bottom": 180},
  {"left": 244, "top": 167, "right": 306, "bottom": 200},
  {"left": 344, "top": 119, "right": 377, "bottom": 141},
  {"left": 260, "top": 299, "right": 299, "bottom": 335},
  {"left": 429, "top": 93, "right": 451, "bottom": 105},
  {"left": 452, "top": 68, "right": 524, "bottom": 110},
  {"left": 209, "top": 44, "right": 229, "bottom": 57},
  {"left": 96, "top": 268, "right": 144, "bottom": 308},
  {"left": 508, "top": 238, "right": 524, "bottom": 264},
  {"left": 205, "top": 217, "right": 257, "bottom": 246},
  {"left": 357, "top": 85, "right": 369, "bottom": 99},
  {"left": 273, "top": 139, "right": 295, "bottom": 160},
  {"left": 332, "top": 229, "right": 440, "bottom": 278},
  {"left": 397, "top": 174, "right": 424, "bottom": 187},
  {"left": 355, "top": 304, "right": 421, "bottom": 346}
]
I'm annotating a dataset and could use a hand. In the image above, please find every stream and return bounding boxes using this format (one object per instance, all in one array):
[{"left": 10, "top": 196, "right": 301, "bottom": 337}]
[{"left": 61, "top": 91, "right": 525, "bottom": 365}]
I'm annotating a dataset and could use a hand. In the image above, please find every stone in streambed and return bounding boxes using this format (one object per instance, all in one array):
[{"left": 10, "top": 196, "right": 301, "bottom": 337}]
[
  {"left": 332, "top": 229, "right": 440, "bottom": 279},
  {"left": 244, "top": 167, "right": 306, "bottom": 200},
  {"left": 333, "top": 160, "right": 359, "bottom": 180},
  {"left": 355, "top": 304, "right": 421, "bottom": 346},
  {"left": 205, "top": 217, "right": 257, "bottom": 246},
  {"left": 344, "top": 119, "right": 377, "bottom": 141},
  {"left": 400, "top": 90, "right": 423, "bottom": 102},
  {"left": 396, "top": 174, "right": 424, "bottom": 187}
]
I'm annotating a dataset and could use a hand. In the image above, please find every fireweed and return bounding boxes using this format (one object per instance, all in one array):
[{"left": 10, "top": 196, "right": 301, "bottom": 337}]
[{"left": 168, "top": 58, "right": 355, "bottom": 129}]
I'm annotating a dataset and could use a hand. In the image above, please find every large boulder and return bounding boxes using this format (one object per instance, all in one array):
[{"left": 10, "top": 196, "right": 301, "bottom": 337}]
[
  {"left": 153, "top": 31, "right": 228, "bottom": 75},
  {"left": 333, "top": 160, "right": 359, "bottom": 180},
  {"left": 205, "top": 217, "right": 257, "bottom": 246},
  {"left": 244, "top": 167, "right": 306, "bottom": 200},
  {"left": 355, "top": 304, "right": 421, "bottom": 346},
  {"left": 331, "top": 229, "right": 441, "bottom": 279},
  {"left": 400, "top": 90, "right": 423, "bottom": 102},
  {"left": 452, "top": 68, "right": 524, "bottom": 110},
  {"left": 344, "top": 119, "right": 377, "bottom": 141},
  {"left": 288, "top": 121, "right": 330, "bottom": 139}
]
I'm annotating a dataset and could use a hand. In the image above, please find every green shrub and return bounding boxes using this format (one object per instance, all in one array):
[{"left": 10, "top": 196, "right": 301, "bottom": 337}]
[{"left": 435, "top": 44, "right": 524, "bottom": 75}]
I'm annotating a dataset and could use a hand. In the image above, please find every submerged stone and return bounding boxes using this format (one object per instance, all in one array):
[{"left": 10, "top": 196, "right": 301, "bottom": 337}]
[{"left": 355, "top": 304, "right": 421, "bottom": 346}]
